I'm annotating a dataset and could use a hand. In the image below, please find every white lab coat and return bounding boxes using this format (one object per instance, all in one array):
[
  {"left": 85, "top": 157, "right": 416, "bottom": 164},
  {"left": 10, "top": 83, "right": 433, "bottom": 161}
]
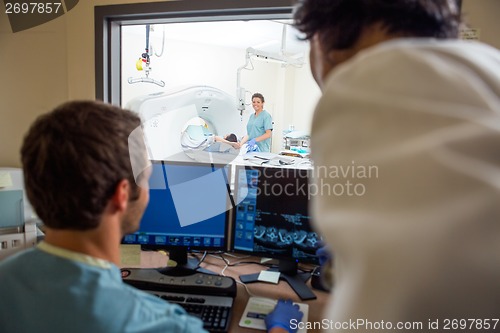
[{"left": 311, "top": 38, "right": 500, "bottom": 330}]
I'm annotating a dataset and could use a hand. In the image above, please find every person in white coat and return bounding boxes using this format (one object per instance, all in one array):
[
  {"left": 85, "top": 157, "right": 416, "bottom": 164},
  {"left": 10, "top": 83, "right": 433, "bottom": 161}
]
[{"left": 293, "top": 0, "right": 500, "bottom": 330}]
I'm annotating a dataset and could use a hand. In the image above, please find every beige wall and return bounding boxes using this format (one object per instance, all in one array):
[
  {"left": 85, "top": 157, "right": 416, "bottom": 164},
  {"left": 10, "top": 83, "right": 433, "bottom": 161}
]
[
  {"left": 0, "top": 0, "right": 167, "bottom": 168},
  {"left": 462, "top": 0, "right": 500, "bottom": 50},
  {"left": 0, "top": 9, "right": 67, "bottom": 168},
  {"left": 1, "top": 0, "right": 499, "bottom": 167}
]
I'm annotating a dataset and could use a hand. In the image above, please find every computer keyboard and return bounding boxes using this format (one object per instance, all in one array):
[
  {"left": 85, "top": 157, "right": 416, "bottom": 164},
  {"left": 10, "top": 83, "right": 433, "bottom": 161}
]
[
  {"left": 121, "top": 268, "right": 237, "bottom": 333},
  {"left": 148, "top": 290, "right": 233, "bottom": 333}
]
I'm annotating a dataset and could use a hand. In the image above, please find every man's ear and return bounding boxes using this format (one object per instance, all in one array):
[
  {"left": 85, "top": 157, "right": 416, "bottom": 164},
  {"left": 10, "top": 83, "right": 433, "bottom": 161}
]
[
  {"left": 327, "top": 47, "right": 356, "bottom": 68},
  {"left": 326, "top": 48, "right": 337, "bottom": 64},
  {"left": 111, "top": 179, "right": 130, "bottom": 212}
]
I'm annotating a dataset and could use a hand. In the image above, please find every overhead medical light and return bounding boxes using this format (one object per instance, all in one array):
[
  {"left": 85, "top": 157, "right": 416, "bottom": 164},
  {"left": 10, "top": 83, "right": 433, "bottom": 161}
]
[
  {"left": 246, "top": 47, "right": 304, "bottom": 66},
  {"left": 236, "top": 24, "right": 305, "bottom": 114}
]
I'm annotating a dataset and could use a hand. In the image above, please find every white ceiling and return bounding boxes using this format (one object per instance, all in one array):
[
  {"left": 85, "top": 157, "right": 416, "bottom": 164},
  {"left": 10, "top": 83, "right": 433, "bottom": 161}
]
[{"left": 124, "top": 20, "right": 309, "bottom": 56}]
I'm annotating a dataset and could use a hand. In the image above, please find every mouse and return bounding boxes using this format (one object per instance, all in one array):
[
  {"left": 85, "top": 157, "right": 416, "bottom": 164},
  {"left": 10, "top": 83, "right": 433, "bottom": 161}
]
[{"left": 311, "top": 266, "right": 332, "bottom": 292}]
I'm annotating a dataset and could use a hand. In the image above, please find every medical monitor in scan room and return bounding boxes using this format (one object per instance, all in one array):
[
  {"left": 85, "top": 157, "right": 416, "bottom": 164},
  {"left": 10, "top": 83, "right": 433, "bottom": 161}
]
[
  {"left": 232, "top": 165, "right": 323, "bottom": 300},
  {"left": 232, "top": 165, "right": 321, "bottom": 264}
]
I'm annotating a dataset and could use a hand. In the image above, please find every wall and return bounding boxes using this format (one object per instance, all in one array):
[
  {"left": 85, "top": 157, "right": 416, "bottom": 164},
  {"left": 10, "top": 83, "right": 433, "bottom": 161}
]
[
  {"left": 462, "top": 0, "right": 500, "bottom": 49},
  {"left": 291, "top": 64, "right": 321, "bottom": 133},
  {"left": 0, "top": 0, "right": 168, "bottom": 168},
  {"left": 0, "top": 9, "right": 68, "bottom": 168}
]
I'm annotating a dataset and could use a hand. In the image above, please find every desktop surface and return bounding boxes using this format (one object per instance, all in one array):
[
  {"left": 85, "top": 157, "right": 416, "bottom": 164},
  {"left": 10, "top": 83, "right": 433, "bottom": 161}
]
[{"left": 120, "top": 248, "right": 329, "bottom": 333}]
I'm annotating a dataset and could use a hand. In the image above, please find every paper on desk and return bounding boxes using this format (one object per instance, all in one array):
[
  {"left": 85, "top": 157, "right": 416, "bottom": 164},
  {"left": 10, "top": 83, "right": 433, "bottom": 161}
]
[
  {"left": 258, "top": 270, "right": 280, "bottom": 284},
  {"left": 120, "top": 244, "right": 141, "bottom": 266},
  {"left": 239, "top": 297, "right": 309, "bottom": 332},
  {"left": 0, "top": 171, "right": 13, "bottom": 188}
]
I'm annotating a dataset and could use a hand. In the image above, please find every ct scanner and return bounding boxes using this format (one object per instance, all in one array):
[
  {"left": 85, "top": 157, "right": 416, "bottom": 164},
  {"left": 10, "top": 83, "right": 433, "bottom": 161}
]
[
  {"left": 126, "top": 85, "right": 245, "bottom": 163},
  {"left": 126, "top": 86, "right": 242, "bottom": 222}
]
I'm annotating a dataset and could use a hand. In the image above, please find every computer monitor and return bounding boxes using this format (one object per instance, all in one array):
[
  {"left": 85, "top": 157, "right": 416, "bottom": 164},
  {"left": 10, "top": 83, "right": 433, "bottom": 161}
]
[
  {"left": 122, "top": 160, "right": 232, "bottom": 276},
  {"left": 232, "top": 165, "right": 322, "bottom": 300}
]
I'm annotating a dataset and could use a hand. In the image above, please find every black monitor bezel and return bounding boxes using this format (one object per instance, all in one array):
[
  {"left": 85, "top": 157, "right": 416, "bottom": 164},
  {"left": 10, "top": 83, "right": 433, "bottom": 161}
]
[
  {"left": 122, "top": 159, "right": 233, "bottom": 253},
  {"left": 231, "top": 164, "right": 320, "bottom": 265}
]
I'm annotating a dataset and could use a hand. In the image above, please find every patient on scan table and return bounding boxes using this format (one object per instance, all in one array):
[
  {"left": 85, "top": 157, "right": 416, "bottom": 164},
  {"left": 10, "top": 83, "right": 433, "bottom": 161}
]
[
  {"left": 210, "top": 133, "right": 240, "bottom": 151},
  {"left": 181, "top": 125, "right": 240, "bottom": 154}
]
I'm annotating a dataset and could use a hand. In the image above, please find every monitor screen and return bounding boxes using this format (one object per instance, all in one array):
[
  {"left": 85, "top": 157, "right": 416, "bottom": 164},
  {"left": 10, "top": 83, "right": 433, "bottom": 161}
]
[
  {"left": 122, "top": 160, "right": 232, "bottom": 254},
  {"left": 232, "top": 165, "right": 321, "bottom": 265}
]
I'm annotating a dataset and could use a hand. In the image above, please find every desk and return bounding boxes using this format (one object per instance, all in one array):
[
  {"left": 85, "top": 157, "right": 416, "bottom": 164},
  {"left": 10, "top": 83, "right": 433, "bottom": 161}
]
[{"left": 121, "top": 250, "right": 330, "bottom": 333}]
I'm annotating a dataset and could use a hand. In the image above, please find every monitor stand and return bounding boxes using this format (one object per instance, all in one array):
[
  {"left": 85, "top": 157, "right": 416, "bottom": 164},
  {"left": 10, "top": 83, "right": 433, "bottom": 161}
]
[
  {"left": 144, "top": 247, "right": 215, "bottom": 277},
  {"left": 239, "top": 259, "right": 317, "bottom": 300},
  {"left": 121, "top": 247, "right": 237, "bottom": 297}
]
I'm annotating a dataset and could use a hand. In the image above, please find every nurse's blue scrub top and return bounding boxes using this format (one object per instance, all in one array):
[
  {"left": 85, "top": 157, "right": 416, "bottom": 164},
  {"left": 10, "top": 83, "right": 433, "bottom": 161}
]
[{"left": 247, "top": 110, "right": 273, "bottom": 152}]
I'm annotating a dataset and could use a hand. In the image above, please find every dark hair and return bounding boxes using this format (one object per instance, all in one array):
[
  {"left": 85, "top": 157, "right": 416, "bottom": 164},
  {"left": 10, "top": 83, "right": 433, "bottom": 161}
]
[
  {"left": 225, "top": 133, "right": 238, "bottom": 142},
  {"left": 252, "top": 93, "right": 265, "bottom": 103},
  {"left": 21, "top": 100, "right": 144, "bottom": 230},
  {"left": 293, "top": 0, "right": 461, "bottom": 51}
]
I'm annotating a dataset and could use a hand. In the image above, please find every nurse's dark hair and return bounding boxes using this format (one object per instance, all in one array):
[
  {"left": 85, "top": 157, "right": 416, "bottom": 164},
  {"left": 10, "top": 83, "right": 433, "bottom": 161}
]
[
  {"left": 21, "top": 100, "right": 144, "bottom": 230},
  {"left": 293, "top": 0, "right": 462, "bottom": 51},
  {"left": 252, "top": 93, "right": 265, "bottom": 103}
]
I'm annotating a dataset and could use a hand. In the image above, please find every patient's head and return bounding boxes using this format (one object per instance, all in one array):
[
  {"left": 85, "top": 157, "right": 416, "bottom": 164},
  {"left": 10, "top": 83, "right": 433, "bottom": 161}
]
[
  {"left": 224, "top": 133, "right": 238, "bottom": 142},
  {"left": 21, "top": 100, "right": 145, "bottom": 231}
]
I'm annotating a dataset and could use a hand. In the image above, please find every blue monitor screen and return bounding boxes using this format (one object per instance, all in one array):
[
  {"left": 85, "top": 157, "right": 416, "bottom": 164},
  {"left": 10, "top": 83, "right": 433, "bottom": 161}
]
[
  {"left": 232, "top": 166, "right": 321, "bottom": 264},
  {"left": 122, "top": 161, "right": 231, "bottom": 251}
]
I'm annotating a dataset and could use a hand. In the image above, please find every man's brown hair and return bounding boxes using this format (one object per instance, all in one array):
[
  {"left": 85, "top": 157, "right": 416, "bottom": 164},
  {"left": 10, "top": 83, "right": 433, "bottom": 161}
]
[{"left": 21, "top": 100, "right": 144, "bottom": 230}]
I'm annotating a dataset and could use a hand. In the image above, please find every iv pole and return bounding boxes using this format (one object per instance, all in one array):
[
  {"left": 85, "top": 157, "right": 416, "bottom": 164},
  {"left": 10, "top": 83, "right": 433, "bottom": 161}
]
[{"left": 128, "top": 24, "right": 166, "bottom": 87}]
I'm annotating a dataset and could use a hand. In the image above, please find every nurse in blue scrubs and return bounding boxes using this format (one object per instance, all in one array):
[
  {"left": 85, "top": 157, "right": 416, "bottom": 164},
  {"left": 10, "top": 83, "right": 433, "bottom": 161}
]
[{"left": 239, "top": 92, "right": 273, "bottom": 152}]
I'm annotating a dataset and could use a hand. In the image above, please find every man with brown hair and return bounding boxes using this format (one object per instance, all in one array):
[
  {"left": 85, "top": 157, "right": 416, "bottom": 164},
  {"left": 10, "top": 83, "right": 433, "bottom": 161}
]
[
  {"left": 0, "top": 101, "right": 206, "bottom": 333},
  {"left": 0, "top": 100, "right": 302, "bottom": 333}
]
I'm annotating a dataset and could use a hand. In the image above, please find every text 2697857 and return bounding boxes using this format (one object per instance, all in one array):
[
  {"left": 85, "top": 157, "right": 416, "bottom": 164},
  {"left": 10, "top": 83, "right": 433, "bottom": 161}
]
[
  {"left": 5, "top": 2, "right": 62, "bottom": 14},
  {"left": 441, "top": 319, "right": 499, "bottom": 330}
]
